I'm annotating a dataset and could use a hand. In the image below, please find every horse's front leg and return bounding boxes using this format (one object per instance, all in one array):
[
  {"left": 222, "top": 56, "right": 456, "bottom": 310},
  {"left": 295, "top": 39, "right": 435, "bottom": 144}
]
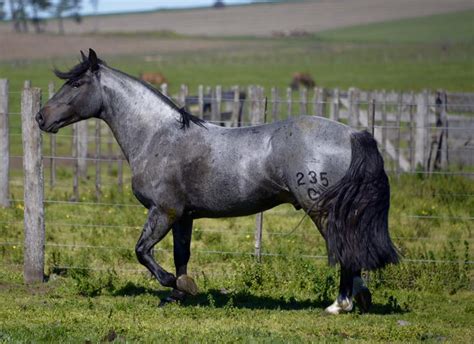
[
  {"left": 135, "top": 206, "right": 176, "bottom": 288},
  {"left": 161, "top": 216, "right": 199, "bottom": 304},
  {"left": 325, "top": 268, "right": 372, "bottom": 314}
]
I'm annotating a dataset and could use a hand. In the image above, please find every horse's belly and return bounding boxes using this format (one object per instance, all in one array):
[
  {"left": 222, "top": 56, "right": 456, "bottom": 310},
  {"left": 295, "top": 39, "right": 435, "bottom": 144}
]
[{"left": 187, "top": 194, "right": 288, "bottom": 219}]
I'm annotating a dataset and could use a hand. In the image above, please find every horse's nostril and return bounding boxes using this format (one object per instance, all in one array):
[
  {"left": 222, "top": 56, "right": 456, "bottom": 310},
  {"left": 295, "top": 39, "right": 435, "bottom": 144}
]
[{"left": 35, "top": 111, "right": 44, "bottom": 125}]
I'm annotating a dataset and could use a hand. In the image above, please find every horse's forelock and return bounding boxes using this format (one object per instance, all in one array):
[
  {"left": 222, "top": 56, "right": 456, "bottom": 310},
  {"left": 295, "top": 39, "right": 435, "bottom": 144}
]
[{"left": 54, "top": 57, "right": 106, "bottom": 82}]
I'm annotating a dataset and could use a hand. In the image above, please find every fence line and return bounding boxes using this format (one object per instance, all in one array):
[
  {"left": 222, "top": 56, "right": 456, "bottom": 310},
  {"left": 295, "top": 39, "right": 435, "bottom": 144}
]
[
  {"left": 0, "top": 242, "right": 472, "bottom": 265},
  {"left": 2, "top": 81, "right": 474, "bottom": 284}
]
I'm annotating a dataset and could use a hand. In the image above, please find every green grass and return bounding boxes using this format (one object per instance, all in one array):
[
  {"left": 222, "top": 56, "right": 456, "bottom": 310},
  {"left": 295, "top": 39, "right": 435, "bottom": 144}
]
[
  {"left": 0, "top": 173, "right": 473, "bottom": 342},
  {"left": 315, "top": 10, "right": 474, "bottom": 44},
  {"left": 0, "top": 11, "right": 473, "bottom": 342}
]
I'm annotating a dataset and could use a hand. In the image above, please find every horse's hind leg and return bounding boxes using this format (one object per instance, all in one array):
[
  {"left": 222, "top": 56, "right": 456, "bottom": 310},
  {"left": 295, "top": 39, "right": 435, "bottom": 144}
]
[
  {"left": 325, "top": 268, "right": 372, "bottom": 314},
  {"left": 135, "top": 206, "right": 176, "bottom": 288},
  {"left": 325, "top": 267, "right": 355, "bottom": 314}
]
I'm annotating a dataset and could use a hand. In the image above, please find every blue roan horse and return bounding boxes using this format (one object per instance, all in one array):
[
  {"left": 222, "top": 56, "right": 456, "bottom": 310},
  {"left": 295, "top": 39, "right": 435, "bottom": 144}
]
[{"left": 36, "top": 50, "right": 399, "bottom": 314}]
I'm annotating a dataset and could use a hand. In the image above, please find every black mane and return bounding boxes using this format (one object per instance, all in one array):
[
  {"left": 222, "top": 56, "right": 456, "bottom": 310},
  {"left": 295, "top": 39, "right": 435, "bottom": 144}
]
[
  {"left": 109, "top": 66, "right": 206, "bottom": 131},
  {"left": 54, "top": 58, "right": 105, "bottom": 83},
  {"left": 55, "top": 56, "right": 206, "bottom": 130}
]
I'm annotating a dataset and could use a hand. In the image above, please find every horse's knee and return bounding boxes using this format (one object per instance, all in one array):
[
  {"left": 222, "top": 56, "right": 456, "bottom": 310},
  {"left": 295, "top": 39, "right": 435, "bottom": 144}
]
[{"left": 135, "top": 243, "right": 147, "bottom": 264}]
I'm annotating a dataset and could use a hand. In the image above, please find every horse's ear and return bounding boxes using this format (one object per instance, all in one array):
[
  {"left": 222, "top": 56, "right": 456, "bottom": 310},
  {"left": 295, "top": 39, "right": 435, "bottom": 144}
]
[
  {"left": 80, "top": 50, "right": 87, "bottom": 62},
  {"left": 88, "top": 48, "right": 99, "bottom": 72}
]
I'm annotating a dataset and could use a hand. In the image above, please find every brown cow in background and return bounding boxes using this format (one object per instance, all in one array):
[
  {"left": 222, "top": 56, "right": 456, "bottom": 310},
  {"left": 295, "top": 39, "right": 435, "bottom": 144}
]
[
  {"left": 290, "top": 72, "right": 316, "bottom": 90},
  {"left": 139, "top": 72, "right": 168, "bottom": 86}
]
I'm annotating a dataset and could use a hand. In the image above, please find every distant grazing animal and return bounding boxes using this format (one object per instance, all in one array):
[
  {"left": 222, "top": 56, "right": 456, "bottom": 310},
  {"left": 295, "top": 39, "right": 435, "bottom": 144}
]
[
  {"left": 36, "top": 49, "right": 399, "bottom": 314},
  {"left": 139, "top": 72, "right": 168, "bottom": 86},
  {"left": 290, "top": 72, "right": 316, "bottom": 90}
]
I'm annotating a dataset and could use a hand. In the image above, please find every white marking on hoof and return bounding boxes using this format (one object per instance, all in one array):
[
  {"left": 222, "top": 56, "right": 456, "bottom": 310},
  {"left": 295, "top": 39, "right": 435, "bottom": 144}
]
[{"left": 324, "top": 296, "right": 353, "bottom": 315}]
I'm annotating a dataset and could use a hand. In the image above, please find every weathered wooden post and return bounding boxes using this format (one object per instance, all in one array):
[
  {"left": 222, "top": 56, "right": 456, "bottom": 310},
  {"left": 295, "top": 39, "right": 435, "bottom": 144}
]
[
  {"left": 95, "top": 119, "right": 101, "bottom": 200},
  {"left": 408, "top": 92, "right": 415, "bottom": 171},
  {"left": 72, "top": 123, "right": 79, "bottom": 200},
  {"left": 107, "top": 129, "right": 113, "bottom": 176},
  {"left": 248, "top": 86, "right": 266, "bottom": 261},
  {"left": 21, "top": 85, "right": 45, "bottom": 283},
  {"left": 315, "top": 87, "right": 325, "bottom": 117},
  {"left": 271, "top": 87, "right": 279, "bottom": 123},
  {"left": 330, "top": 88, "right": 340, "bottom": 122},
  {"left": 415, "top": 90, "right": 429, "bottom": 170},
  {"left": 48, "top": 82, "right": 56, "bottom": 189},
  {"left": 230, "top": 86, "right": 240, "bottom": 127},
  {"left": 211, "top": 86, "right": 221, "bottom": 124},
  {"left": 380, "top": 90, "right": 387, "bottom": 161},
  {"left": 77, "top": 121, "right": 88, "bottom": 178},
  {"left": 299, "top": 87, "right": 307, "bottom": 115},
  {"left": 179, "top": 84, "right": 188, "bottom": 108},
  {"left": 117, "top": 153, "right": 123, "bottom": 193},
  {"left": 439, "top": 91, "right": 448, "bottom": 170},
  {"left": 348, "top": 88, "right": 359, "bottom": 128},
  {"left": 395, "top": 92, "right": 403, "bottom": 176},
  {"left": 197, "top": 85, "right": 204, "bottom": 119},
  {"left": 160, "top": 83, "right": 168, "bottom": 96},
  {"left": 0, "top": 79, "right": 9, "bottom": 207},
  {"left": 368, "top": 93, "right": 376, "bottom": 135},
  {"left": 286, "top": 87, "right": 292, "bottom": 117}
]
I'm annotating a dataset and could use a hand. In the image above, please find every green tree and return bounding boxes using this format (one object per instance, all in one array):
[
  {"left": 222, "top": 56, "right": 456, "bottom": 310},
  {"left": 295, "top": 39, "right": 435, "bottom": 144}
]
[
  {"left": 30, "top": 0, "right": 51, "bottom": 32},
  {"left": 54, "top": 0, "right": 81, "bottom": 34}
]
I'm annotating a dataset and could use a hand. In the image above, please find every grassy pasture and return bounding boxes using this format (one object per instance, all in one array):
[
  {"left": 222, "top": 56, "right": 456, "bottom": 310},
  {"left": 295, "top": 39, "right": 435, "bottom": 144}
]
[{"left": 0, "top": 10, "right": 473, "bottom": 343}]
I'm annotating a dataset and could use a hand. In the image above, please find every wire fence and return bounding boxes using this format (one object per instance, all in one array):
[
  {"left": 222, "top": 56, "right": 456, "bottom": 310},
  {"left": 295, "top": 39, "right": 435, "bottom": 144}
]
[{"left": 1, "top": 81, "right": 473, "bottom": 284}]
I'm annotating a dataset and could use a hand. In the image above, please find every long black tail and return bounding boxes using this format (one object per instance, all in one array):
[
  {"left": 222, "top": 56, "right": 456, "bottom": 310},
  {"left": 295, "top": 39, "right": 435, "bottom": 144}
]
[{"left": 314, "top": 131, "right": 399, "bottom": 271}]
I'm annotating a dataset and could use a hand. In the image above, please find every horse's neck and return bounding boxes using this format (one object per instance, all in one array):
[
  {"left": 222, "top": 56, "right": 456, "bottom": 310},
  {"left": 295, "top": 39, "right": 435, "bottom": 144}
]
[{"left": 99, "top": 68, "right": 180, "bottom": 162}]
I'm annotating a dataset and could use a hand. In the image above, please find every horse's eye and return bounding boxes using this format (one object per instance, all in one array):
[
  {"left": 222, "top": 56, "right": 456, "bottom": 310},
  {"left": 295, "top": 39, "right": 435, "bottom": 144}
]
[{"left": 71, "top": 81, "right": 82, "bottom": 88}]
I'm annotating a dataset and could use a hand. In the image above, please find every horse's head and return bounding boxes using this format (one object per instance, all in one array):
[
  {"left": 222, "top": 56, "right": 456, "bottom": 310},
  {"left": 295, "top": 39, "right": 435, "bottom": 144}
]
[{"left": 36, "top": 49, "right": 104, "bottom": 133}]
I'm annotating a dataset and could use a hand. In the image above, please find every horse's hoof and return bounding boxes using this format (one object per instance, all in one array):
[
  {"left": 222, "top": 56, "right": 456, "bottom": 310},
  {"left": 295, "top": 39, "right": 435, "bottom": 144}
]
[
  {"left": 158, "top": 289, "right": 187, "bottom": 307},
  {"left": 354, "top": 287, "right": 372, "bottom": 313},
  {"left": 176, "top": 274, "right": 199, "bottom": 296},
  {"left": 324, "top": 297, "right": 353, "bottom": 315},
  {"left": 161, "top": 272, "right": 177, "bottom": 288}
]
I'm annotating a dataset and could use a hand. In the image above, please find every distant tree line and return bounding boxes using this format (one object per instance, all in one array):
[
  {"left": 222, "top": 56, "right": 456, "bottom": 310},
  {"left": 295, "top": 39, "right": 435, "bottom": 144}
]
[{"left": 1, "top": 0, "right": 92, "bottom": 34}]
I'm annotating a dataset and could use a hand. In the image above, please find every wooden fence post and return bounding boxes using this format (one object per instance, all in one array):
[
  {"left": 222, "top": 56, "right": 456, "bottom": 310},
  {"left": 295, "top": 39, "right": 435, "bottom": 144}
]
[
  {"left": 380, "top": 90, "right": 387, "bottom": 161},
  {"left": 409, "top": 92, "right": 415, "bottom": 171},
  {"left": 348, "top": 88, "right": 359, "bottom": 128},
  {"left": 315, "top": 87, "right": 325, "bottom": 117},
  {"left": 415, "top": 90, "right": 429, "bottom": 170},
  {"left": 21, "top": 86, "right": 45, "bottom": 283},
  {"left": 160, "top": 83, "right": 168, "bottom": 96},
  {"left": 395, "top": 92, "right": 403, "bottom": 176},
  {"left": 286, "top": 87, "right": 292, "bottom": 117},
  {"left": 48, "top": 82, "right": 56, "bottom": 189},
  {"left": 72, "top": 123, "right": 79, "bottom": 200},
  {"left": 330, "top": 88, "right": 340, "bottom": 122},
  {"left": 179, "top": 84, "right": 188, "bottom": 108},
  {"left": 107, "top": 129, "right": 113, "bottom": 176},
  {"left": 249, "top": 86, "right": 265, "bottom": 261},
  {"left": 439, "top": 91, "right": 449, "bottom": 169},
  {"left": 77, "top": 121, "right": 88, "bottom": 178},
  {"left": 299, "top": 87, "right": 307, "bottom": 115},
  {"left": 211, "top": 86, "right": 222, "bottom": 124},
  {"left": 117, "top": 153, "right": 123, "bottom": 193},
  {"left": 0, "top": 79, "right": 9, "bottom": 207},
  {"left": 368, "top": 93, "right": 375, "bottom": 135},
  {"left": 95, "top": 119, "right": 101, "bottom": 200},
  {"left": 230, "top": 86, "right": 240, "bottom": 127},
  {"left": 271, "top": 87, "right": 279, "bottom": 123},
  {"left": 198, "top": 85, "right": 204, "bottom": 119}
]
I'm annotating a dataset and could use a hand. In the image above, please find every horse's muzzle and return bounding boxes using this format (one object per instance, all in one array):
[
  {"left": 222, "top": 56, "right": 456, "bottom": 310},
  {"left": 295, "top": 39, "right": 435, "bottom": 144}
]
[{"left": 35, "top": 111, "right": 45, "bottom": 129}]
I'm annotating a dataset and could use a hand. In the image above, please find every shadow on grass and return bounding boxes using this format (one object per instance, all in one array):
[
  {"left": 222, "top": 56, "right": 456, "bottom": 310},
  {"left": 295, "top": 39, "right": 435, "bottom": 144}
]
[{"left": 113, "top": 283, "right": 406, "bottom": 314}]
